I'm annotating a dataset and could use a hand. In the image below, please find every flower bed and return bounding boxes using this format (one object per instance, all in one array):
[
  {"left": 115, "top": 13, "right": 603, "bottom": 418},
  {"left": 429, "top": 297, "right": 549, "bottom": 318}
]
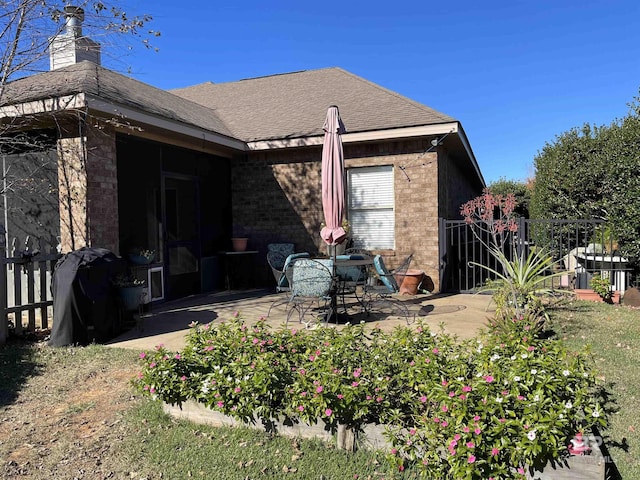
[{"left": 134, "top": 316, "right": 606, "bottom": 480}]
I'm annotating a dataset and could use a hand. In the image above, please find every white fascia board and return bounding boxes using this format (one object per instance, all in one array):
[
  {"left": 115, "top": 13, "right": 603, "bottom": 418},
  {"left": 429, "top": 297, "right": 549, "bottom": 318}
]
[
  {"left": 85, "top": 94, "right": 247, "bottom": 151},
  {"left": 0, "top": 93, "right": 86, "bottom": 118},
  {"left": 455, "top": 123, "right": 486, "bottom": 188},
  {"left": 245, "top": 122, "right": 460, "bottom": 151}
]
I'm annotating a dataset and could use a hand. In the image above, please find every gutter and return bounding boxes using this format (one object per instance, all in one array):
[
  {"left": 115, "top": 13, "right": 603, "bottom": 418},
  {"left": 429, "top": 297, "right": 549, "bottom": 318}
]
[{"left": 245, "top": 122, "right": 462, "bottom": 150}]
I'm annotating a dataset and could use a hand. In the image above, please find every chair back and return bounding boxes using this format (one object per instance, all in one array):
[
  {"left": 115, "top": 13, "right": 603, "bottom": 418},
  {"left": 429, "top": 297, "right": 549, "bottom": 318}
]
[
  {"left": 290, "top": 259, "right": 334, "bottom": 298},
  {"left": 267, "top": 251, "right": 310, "bottom": 291},
  {"left": 373, "top": 254, "right": 413, "bottom": 293},
  {"left": 267, "top": 243, "right": 295, "bottom": 258},
  {"left": 335, "top": 254, "right": 369, "bottom": 283}
]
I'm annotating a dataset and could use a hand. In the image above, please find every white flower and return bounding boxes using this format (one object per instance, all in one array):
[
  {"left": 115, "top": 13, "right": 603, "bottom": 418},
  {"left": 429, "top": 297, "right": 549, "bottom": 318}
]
[
  {"left": 565, "top": 401, "right": 572, "bottom": 409},
  {"left": 521, "top": 354, "right": 528, "bottom": 359},
  {"left": 558, "top": 414, "right": 564, "bottom": 419},
  {"left": 531, "top": 369, "right": 537, "bottom": 375},
  {"left": 533, "top": 394, "right": 540, "bottom": 402},
  {"left": 527, "top": 430, "right": 537, "bottom": 441},
  {"left": 510, "top": 355, "right": 517, "bottom": 360},
  {"left": 514, "top": 376, "right": 521, "bottom": 382},
  {"left": 491, "top": 354, "right": 500, "bottom": 362},
  {"left": 457, "top": 376, "right": 465, "bottom": 381},
  {"left": 562, "top": 370, "right": 570, "bottom": 376},
  {"left": 583, "top": 372, "right": 589, "bottom": 378},
  {"left": 495, "top": 396, "right": 503, "bottom": 403},
  {"left": 592, "top": 408, "right": 601, "bottom": 418}
]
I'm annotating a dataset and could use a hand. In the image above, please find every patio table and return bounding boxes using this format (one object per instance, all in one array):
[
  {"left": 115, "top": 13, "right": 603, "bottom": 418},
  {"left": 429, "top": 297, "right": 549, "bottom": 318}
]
[{"left": 334, "top": 256, "right": 374, "bottom": 314}]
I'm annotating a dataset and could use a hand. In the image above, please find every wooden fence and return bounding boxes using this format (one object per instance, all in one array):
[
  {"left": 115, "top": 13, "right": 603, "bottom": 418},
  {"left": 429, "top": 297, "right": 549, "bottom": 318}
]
[{"left": 0, "top": 225, "right": 62, "bottom": 344}]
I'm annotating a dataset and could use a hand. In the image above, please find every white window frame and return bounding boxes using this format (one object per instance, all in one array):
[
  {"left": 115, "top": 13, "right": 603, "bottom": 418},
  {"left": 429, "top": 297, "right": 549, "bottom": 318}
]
[{"left": 347, "top": 165, "right": 395, "bottom": 250}]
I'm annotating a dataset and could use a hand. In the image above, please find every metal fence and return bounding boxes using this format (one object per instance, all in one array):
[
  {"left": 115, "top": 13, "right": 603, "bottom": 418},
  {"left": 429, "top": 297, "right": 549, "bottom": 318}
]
[
  {"left": 0, "top": 225, "right": 61, "bottom": 343},
  {"left": 439, "top": 218, "right": 635, "bottom": 293}
]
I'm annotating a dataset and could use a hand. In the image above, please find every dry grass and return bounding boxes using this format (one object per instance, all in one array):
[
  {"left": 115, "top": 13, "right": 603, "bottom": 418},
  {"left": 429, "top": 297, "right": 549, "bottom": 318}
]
[{"left": 0, "top": 342, "right": 142, "bottom": 479}]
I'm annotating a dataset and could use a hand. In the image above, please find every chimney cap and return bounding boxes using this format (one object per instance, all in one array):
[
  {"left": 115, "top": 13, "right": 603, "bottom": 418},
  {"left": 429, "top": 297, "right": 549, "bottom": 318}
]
[{"left": 63, "top": 5, "right": 85, "bottom": 21}]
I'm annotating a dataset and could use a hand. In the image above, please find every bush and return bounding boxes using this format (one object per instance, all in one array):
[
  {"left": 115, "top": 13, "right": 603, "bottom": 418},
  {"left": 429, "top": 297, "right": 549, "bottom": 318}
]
[
  {"left": 133, "top": 316, "right": 606, "bottom": 479},
  {"left": 384, "top": 331, "right": 605, "bottom": 478}
]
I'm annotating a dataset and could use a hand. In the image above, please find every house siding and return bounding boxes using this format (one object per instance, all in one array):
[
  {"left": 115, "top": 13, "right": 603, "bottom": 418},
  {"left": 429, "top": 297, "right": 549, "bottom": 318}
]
[{"left": 232, "top": 138, "right": 448, "bottom": 291}]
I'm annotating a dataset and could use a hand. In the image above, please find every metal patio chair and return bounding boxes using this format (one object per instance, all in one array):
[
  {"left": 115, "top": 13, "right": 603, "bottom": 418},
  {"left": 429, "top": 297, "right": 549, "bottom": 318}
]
[
  {"left": 286, "top": 258, "right": 335, "bottom": 329},
  {"left": 266, "top": 250, "right": 309, "bottom": 317},
  {"left": 363, "top": 253, "right": 414, "bottom": 324}
]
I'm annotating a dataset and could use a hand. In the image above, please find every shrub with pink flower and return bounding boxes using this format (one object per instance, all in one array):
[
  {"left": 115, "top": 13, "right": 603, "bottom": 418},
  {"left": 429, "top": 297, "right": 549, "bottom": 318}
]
[
  {"left": 383, "top": 328, "right": 606, "bottom": 479},
  {"left": 133, "top": 315, "right": 606, "bottom": 480}
]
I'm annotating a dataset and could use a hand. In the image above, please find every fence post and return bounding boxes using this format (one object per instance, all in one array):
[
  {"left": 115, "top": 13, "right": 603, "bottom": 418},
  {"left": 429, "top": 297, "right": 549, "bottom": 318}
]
[
  {"left": 0, "top": 224, "right": 7, "bottom": 344},
  {"left": 438, "top": 218, "right": 448, "bottom": 293}
]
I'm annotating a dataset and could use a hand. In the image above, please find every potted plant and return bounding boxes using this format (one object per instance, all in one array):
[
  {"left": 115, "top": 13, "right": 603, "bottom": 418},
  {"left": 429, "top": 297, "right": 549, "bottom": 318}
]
[
  {"left": 113, "top": 274, "right": 147, "bottom": 310},
  {"left": 128, "top": 247, "right": 156, "bottom": 265},
  {"left": 590, "top": 273, "right": 619, "bottom": 304},
  {"left": 231, "top": 226, "right": 250, "bottom": 252}
]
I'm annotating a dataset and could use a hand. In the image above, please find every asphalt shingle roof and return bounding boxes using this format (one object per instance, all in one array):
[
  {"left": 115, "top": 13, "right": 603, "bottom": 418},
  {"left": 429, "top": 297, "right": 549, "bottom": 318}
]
[
  {"left": 171, "top": 67, "right": 456, "bottom": 142},
  {"left": 1, "top": 62, "right": 235, "bottom": 138},
  {"left": 2, "top": 64, "right": 456, "bottom": 145}
]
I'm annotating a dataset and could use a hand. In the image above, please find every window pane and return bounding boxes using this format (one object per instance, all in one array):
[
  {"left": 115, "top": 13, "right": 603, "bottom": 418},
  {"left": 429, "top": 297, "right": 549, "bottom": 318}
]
[
  {"left": 349, "top": 167, "right": 394, "bottom": 208},
  {"left": 348, "top": 166, "right": 394, "bottom": 249},
  {"left": 350, "top": 209, "right": 394, "bottom": 249}
]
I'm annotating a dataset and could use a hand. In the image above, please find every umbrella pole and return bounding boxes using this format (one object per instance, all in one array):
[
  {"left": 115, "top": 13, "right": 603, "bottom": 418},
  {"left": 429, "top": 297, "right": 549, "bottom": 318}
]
[{"left": 331, "top": 245, "right": 338, "bottom": 323}]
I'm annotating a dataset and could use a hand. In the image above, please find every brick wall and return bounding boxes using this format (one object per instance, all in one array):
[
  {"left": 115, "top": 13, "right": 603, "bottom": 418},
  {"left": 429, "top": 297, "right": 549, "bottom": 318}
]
[
  {"left": 232, "top": 138, "right": 446, "bottom": 291},
  {"left": 57, "top": 120, "right": 119, "bottom": 253}
]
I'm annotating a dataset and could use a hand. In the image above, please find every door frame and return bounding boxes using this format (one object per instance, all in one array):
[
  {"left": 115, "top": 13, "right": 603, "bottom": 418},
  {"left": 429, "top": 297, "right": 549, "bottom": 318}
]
[{"left": 160, "top": 172, "right": 201, "bottom": 299}]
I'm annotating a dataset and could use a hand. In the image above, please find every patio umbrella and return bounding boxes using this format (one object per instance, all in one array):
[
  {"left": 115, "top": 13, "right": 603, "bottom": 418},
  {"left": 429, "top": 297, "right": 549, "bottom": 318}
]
[
  {"left": 320, "top": 105, "right": 347, "bottom": 247},
  {"left": 320, "top": 105, "right": 346, "bottom": 322}
]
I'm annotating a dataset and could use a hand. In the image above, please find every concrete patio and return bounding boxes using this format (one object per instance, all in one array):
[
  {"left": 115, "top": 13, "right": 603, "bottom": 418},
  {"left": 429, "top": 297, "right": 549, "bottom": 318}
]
[{"left": 107, "top": 289, "right": 495, "bottom": 352}]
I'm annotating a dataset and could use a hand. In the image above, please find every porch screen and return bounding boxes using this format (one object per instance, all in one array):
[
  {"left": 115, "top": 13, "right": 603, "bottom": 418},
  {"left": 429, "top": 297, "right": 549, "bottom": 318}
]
[{"left": 347, "top": 165, "right": 394, "bottom": 250}]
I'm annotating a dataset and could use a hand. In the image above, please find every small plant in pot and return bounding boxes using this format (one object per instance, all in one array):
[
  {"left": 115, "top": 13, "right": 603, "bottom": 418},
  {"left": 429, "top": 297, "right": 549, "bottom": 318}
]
[
  {"left": 113, "top": 274, "right": 147, "bottom": 311},
  {"left": 591, "top": 273, "right": 614, "bottom": 302},
  {"left": 128, "top": 247, "right": 156, "bottom": 265}
]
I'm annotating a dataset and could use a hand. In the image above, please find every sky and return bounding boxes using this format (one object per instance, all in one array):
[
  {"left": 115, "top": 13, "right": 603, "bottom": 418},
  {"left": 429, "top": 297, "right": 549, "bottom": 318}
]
[{"left": 106, "top": 0, "right": 640, "bottom": 184}]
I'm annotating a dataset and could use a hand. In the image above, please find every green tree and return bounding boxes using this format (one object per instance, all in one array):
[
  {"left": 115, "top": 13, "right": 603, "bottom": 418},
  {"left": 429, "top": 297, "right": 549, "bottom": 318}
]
[
  {"left": 488, "top": 177, "right": 531, "bottom": 218},
  {"left": 531, "top": 94, "right": 640, "bottom": 262}
]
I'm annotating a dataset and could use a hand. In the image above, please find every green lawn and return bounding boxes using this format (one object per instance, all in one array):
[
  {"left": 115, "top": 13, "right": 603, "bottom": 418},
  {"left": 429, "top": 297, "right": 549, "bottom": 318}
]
[
  {"left": 119, "top": 401, "right": 415, "bottom": 479},
  {"left": 548, "top": 300, "right": 640, "bottom": 480}
]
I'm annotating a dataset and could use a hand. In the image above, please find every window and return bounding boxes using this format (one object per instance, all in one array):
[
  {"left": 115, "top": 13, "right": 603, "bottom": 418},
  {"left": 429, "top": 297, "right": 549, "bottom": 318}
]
[{"left": 347, "top": 166, "right": 394, "bottom": 249}]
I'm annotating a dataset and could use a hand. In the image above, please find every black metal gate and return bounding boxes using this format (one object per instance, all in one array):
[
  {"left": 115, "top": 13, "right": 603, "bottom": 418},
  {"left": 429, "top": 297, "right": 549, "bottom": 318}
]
[{"left": 439, "top": 218, "right": 632, "bottom": 293}]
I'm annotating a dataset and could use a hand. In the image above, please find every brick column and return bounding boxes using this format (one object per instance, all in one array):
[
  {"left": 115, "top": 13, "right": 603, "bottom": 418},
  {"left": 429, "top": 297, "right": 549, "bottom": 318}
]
[{"left": 57, "top": 120, "right": 119, "bottom": 253}]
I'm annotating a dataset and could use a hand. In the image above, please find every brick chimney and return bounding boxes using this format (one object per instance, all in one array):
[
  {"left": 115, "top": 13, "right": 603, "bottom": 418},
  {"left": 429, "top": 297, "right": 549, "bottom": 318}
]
[{"left": 49, "top": 6, "right": 101, "bottom": 70}]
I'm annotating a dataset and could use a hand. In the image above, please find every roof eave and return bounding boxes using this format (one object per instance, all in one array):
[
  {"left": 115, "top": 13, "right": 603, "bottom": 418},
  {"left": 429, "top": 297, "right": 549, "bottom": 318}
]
[
  {"left": 85, "top": 95, "right": 247, "bottom": 151},
  {"left": 0, "top": 92, "right": 248, "bottom": 152},
  {"left": 0, "top": 93, "right": 87, "bottom": 118},
  {"left": 245, "top": 122, "right": 461, "bottom": 150},
  {"left": 455, "top": 122, "right": 486, "bottom": 188}
]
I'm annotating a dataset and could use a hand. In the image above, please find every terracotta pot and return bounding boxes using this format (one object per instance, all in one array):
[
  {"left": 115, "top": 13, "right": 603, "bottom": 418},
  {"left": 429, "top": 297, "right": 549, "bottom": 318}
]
[
  {"left": 399, "top": 269, "right": 425, "bottom": 295},
  {"left": 231, "top": 237, "right": 248, "bottom": 252}
]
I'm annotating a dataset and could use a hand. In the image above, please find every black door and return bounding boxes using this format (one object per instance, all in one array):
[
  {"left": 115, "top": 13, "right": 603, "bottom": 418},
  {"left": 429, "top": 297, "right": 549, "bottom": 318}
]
[{"left": 162, "top": 174, "right": 200, "bottom": 298}]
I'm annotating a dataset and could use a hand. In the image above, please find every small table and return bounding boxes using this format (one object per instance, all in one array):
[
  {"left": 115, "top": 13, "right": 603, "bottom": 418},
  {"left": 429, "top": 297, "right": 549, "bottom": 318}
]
[{"left": 218, "top": 251, "right": 259, "bottom": 290}]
